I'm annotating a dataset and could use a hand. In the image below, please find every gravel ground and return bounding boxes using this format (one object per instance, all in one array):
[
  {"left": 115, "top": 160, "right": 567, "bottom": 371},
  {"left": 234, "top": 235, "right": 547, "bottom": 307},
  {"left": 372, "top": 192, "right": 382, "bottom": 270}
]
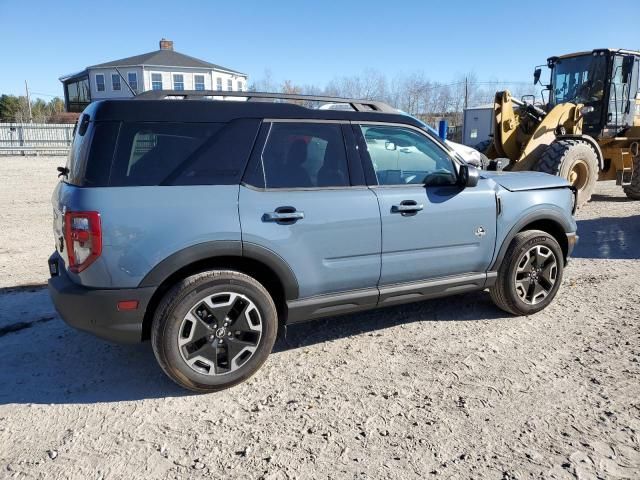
[{"left": 0, "top": 156, "right": 639, "bottom": 479}]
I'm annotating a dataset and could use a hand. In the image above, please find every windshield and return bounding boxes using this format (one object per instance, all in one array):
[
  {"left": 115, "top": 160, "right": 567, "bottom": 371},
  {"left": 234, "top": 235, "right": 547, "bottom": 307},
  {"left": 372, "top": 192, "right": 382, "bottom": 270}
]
[{"left": 551, "top": 54, "right": 607, "bottom": 105}]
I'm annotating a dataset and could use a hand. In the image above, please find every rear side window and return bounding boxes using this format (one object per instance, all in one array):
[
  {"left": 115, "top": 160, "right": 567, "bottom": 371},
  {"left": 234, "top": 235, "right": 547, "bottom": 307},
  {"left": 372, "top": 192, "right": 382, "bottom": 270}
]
[
  {"left": 258, "top": 122, "right": 350, "bottom": 189},
  {"left": 109, "top": 119, "right": 259, "bottom": 186}
]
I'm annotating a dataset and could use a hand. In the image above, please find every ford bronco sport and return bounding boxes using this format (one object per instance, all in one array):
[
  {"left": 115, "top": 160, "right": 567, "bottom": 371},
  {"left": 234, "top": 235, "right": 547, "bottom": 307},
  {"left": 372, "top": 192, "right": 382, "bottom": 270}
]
[{"left": 48, "top": 91, "right": 578, "bottom": 392}]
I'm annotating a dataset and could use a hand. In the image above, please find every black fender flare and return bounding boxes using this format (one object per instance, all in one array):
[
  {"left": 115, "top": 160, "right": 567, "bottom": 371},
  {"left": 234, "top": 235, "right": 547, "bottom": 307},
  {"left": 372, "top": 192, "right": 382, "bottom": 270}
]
[
  {"left": 557, "top": 134, "right": 605, "bottom": 171},
  {"left": 138, "top": 240, "right": 299, "bottom": 300},
  {"left": 490, "top": 208, "right": 574, "bottom": 271}
]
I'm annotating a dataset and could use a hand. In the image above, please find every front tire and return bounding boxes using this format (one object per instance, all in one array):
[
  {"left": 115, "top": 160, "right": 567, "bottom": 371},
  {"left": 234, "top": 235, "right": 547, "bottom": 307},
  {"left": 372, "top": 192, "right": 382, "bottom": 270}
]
[
  {"left": 536, "top": 139, "right": 599, "bottom": 207},
  {"left": 490, "top": 230, "right": 564, "bottom": 316},
  {"left": 151, "top": 270, "right": 278, "bottom": 392},
  {"left": 623, "top": 154, "right": 640, "bottom": 200}
]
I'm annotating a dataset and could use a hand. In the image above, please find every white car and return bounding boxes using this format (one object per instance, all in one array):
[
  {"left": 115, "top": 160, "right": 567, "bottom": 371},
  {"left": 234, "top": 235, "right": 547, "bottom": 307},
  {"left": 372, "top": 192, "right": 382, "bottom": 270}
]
[
  {"left": 445, "top": 140, "right": 485, "bottom": 168},
  {"left": 318, "top": 104, "right": 486, "bottom": 167}
]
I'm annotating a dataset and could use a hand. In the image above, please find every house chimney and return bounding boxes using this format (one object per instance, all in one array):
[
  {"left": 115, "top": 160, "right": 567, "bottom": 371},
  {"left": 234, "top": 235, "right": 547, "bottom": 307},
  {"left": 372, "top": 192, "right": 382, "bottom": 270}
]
[{"left": 159, "top": 38, "right": 174, "bottom": 51}]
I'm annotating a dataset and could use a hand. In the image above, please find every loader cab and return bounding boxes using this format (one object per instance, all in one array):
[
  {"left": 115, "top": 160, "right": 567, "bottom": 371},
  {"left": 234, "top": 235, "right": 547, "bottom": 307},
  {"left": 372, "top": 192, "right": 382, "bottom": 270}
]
[{"left": 545, "top": 49, "right": 640, "bottom": 138}]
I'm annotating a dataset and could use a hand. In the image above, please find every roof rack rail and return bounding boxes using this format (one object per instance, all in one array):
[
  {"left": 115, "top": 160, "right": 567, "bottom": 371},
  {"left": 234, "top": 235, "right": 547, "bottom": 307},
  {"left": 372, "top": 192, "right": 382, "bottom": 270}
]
[{"left": 134, "top": 90, "right": 398, "bottom": 113}]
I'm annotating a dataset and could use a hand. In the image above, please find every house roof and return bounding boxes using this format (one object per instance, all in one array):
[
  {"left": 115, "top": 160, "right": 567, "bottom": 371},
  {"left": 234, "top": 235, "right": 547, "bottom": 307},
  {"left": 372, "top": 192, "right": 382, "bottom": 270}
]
[{"left": 87, "top": 49, "right": 246, "bottom": 75}]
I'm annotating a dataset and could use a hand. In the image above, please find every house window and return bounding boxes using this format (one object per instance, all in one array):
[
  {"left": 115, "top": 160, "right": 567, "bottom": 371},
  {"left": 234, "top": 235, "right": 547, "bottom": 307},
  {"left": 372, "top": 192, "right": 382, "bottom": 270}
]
[
  {"left": 151, "top": 73, "right": 163, "bottom": 90},
  {"left": 227, "top": 79, "right": 233, "bottom": 91},
  {"left": 95, "top": 74, "right": 105, "bottom": 92},
  {"left": 237, "top": 80, "right": 243, "bottom": 92},
  {"left": 112, "top": 74, "right": 121, "bottom": 91},
  {"left": 216, "top": 77, "right": 222, "bottom": 91},
  {"left": 194, "top": 75, "right": 205, "bottom": 91},
  {"left": 173, "top": 74, "right": 184, "bottom": 91},
  {"left": 127, "top": 72, "right": 138, "bottom": 92}
]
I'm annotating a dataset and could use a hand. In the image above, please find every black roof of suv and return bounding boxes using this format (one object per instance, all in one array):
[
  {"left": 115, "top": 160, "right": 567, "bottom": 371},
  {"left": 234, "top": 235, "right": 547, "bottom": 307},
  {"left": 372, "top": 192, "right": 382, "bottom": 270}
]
[{"left": 84, "top": 90, "right": 423, "bottom": 126}]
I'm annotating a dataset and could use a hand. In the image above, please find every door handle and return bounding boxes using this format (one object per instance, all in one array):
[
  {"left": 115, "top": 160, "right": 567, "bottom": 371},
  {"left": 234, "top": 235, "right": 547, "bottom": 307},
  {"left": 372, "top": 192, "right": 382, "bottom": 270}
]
[
  {"left": 263, "top": 206, "right": 304, "bottom": 224},
  {"left": 391, "top": 201, "right": 423, "bottom": 215}
]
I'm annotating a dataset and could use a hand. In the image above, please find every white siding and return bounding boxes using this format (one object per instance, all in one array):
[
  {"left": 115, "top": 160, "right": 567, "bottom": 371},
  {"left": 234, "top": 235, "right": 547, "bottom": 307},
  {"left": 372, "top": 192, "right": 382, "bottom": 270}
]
[
  {"left": 89, "top": 67, "right": 144, "bottom": 99},
  {"left": 89, "top": 66, "right": 248, "bottom": 99}
]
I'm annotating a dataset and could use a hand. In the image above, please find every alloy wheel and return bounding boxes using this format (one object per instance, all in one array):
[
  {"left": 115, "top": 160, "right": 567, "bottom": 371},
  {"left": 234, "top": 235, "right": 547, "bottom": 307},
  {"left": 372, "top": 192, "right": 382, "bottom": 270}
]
[
  {"left": 177, "top": 292, "right": 262, "bottom": 375},
  {"left": 514, "top": 245, "right": 558, "bottom": 305}
]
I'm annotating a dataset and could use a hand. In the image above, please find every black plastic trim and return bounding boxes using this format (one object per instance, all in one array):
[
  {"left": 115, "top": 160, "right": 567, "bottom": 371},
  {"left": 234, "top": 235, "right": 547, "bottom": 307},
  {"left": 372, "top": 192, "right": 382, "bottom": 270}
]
[
  {"left": 377, "top": 273, "right": 488, "bottom": 307},
  {"left": 138, "top": 240, "right": 299, "bottom": 300},
  {"left": 286, "top": 287, "right": 379, "bottom": 324},
  {"left": 139, "top": 240, "right": 242, "bottom": 287},
  {"left": 242, "top": 242, "right": 299, "bottom": 300},
  {"left": 48, "top": 252, "right": 154, "bottom": 343},
  {"left": 490, "top": 209, "right": 574, "bottom": 271},
  {"left": 286, "top": 272, "right": 492, "bottom": 325}
]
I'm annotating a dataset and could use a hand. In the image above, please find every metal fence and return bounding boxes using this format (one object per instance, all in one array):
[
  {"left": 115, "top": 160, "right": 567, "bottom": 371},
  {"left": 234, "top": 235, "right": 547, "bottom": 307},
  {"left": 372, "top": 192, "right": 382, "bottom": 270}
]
[{"left": 0, "top": 123, "right": 74, "bottom": 155}]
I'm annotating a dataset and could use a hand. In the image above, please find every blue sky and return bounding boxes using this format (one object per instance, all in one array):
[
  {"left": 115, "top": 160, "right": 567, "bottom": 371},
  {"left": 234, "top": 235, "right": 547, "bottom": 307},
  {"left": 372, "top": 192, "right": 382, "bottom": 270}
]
[{"left": 1, "top": 0, "right": 639, "bottom": 100}]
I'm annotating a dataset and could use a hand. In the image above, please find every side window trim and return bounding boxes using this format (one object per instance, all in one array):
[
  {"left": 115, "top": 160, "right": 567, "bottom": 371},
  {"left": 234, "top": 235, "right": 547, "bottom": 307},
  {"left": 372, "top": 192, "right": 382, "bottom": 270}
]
[
  {"left": 243, "top": 120, "right": 359, "bottom": 191},
  {"left": 351, "top": 121, "right": 461, "bottom": 188},
  {"left": 341, "top": 123, "right": 366, "bottom": 186}
]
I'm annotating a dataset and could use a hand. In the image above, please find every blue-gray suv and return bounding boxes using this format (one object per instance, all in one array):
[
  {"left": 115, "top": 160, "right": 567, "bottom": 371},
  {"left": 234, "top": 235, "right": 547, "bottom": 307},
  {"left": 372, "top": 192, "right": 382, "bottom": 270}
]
[{"left": 48, "top": 91, "right": 578, "bottom": 392}]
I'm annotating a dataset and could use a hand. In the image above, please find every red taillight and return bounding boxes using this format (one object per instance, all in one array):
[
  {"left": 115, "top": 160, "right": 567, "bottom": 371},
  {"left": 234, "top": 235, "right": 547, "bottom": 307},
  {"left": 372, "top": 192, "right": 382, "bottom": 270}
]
[{"left": 64, "top": 211, "right": 102, "bottom": 273}]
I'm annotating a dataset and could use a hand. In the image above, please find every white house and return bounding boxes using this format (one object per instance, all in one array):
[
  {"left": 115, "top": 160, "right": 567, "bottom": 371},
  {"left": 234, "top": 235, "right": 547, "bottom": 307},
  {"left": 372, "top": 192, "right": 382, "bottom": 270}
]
[{"left": 59, "top": 39, "right": 248, "bottom": 112}]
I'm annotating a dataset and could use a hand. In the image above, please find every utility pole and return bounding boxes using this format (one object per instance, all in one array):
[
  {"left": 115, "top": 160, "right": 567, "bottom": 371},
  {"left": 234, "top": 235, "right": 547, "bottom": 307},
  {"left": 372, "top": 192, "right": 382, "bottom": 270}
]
[
  {"left": 24, "top": 80, "right": 33, "bottom": 123},
  {"left": 463, "top": 76, "right": 469, "bottom": 111}
]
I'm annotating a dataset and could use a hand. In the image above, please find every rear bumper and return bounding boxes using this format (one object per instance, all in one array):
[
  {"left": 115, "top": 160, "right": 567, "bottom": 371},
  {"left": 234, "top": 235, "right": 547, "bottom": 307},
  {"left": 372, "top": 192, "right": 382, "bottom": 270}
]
[{"left": 47, "top": 252, "right": 155, "bottom": 343}]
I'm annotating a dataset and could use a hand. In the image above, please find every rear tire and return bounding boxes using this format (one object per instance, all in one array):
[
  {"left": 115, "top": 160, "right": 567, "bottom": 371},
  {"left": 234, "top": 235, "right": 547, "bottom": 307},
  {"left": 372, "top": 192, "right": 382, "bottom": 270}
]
[
  {"left": 151, "top": 270, "right": 278, "bottom": 393},
  {"left": 490, "top": 230, "right": 564, "bottom": 316},
  {"left": 623, "top": 154, "right": 640, "bottom": 200},
  {"left": 536, "top": 139, "right": 599, "bottom": 207}
]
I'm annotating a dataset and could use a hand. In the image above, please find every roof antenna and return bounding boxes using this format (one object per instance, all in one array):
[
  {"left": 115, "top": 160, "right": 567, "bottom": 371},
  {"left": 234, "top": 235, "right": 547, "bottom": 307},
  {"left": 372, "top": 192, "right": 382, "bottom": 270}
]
[{"left": 115, "top": 66, "right": 137, "bottom": 97}]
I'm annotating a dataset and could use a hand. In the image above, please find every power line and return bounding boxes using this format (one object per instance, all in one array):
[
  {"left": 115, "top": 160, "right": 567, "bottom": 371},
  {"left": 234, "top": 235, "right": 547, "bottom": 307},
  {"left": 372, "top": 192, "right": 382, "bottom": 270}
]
[{"left": 30, "top": 91, "right": 61, "bottom": 98}]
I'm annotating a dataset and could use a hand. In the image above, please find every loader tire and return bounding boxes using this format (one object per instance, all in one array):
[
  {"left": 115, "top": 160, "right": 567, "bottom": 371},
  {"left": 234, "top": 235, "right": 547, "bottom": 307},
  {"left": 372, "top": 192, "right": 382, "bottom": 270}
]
[
  {"left": 623, "top": 155, "right": 640, "bottom": 200},
  {"left": 536, "top": 139, "right": 599, "bottom": 207}
]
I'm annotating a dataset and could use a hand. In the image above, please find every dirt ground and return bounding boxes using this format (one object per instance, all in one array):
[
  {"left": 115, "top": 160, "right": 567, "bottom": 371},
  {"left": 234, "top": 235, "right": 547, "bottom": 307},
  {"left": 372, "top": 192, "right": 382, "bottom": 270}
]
[{"left": 0, "top": 155, "right": 638, "bottom": 480}]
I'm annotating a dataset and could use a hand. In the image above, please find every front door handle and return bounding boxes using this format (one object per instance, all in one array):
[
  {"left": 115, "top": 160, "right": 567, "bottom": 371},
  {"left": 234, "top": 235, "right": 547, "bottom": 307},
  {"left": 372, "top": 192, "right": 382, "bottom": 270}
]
[
  {"left": 391, "top": 200, "right": 423, "bottom": 215},
  {"left": 263, "top": 206, "right": 305, "bottom": 224}
]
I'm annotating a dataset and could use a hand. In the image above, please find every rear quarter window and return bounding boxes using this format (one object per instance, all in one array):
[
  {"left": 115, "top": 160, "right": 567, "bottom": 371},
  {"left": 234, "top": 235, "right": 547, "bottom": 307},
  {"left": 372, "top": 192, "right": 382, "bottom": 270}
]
[{"left": 109, "top": 119, "right": 260, "bottom": 187}]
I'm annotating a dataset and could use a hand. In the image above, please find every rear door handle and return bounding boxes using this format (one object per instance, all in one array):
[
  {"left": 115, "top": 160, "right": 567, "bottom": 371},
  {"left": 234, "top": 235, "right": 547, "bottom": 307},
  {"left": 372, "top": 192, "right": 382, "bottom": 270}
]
[
  {"left": 391, "top": 201, "right": 423, "bottom": 215},
  {"left": 263, "top": 206, "right": 305, "bottom": 224}
]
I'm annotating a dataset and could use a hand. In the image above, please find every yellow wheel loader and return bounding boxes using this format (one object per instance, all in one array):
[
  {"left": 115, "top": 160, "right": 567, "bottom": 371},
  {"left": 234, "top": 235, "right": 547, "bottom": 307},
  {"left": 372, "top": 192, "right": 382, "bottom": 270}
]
[{"left": 477, "top": 49, "right": 640, "bottom": 206}]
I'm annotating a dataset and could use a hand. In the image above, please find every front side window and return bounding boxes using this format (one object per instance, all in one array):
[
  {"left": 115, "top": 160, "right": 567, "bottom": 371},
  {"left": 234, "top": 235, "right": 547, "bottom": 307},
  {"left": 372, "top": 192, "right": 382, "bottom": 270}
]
[
  {"left": 111, "top": 73, "right": 121, "bottom": 91},
  {"left": 216, "top": 77, "right": 222, "bottom": 91},
  {"left": 173, "top": 74, "right": 184, "bottom": 91},
  {"left": 151, "top": 73, "right": 163, "bottom": 90},
  {"left": 258, "top": 123, "right": 350, "bottom": 189},
  {"left": 360, "top": 125, "right": 457, "bottom": 186},
  {"left": 227, "top": 79, "right": 233, "bottom": 91},
  {"left": 194, "top": 74, "right": 205, "bottom": 91},
  {"left": 95, "top": 74, "right": 105, "bottom": 92},
  {"left": 127, "top": 72, "right": 138, "bottom": 92}
]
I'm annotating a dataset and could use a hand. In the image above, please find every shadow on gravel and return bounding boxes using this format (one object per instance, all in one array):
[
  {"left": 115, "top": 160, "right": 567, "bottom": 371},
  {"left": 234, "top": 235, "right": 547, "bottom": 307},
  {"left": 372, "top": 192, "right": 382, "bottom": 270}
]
[
  {"left": 0, "top": 290, "right": 503, "bottom": 405},
  {"left": 574, "top": 215, "right": 640, "bottom": 260},
  {"left": 0, "top": 283, "right": 47, "bottom": 295},
  {"left": 589, "top": 193, "right": 634, "bottom": 203},
  {"left": 0, "top": 313, "right": 188, "bottom": 405}
]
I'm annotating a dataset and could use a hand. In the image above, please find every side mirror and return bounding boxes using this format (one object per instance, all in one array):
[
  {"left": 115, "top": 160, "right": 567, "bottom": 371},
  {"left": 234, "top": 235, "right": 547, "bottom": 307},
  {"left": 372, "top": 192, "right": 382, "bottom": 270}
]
[
  {"left": 459, "top": 164, "right": 480, "bottom": 188},
  {"left": 385, "top": 141, "right": 396, "bottom": 151},
  {"left": 534, "top": 68, "right": 542, "bottom": 85}
]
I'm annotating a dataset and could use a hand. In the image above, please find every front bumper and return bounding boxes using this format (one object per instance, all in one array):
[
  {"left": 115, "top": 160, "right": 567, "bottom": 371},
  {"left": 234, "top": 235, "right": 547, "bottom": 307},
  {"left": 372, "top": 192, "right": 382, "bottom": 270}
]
[
  {"left": 47, "top": 252, "right": 155, "bottom": 343},
  {"left": 566, "top": 232, "right": 579, "bottom": 259}
]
